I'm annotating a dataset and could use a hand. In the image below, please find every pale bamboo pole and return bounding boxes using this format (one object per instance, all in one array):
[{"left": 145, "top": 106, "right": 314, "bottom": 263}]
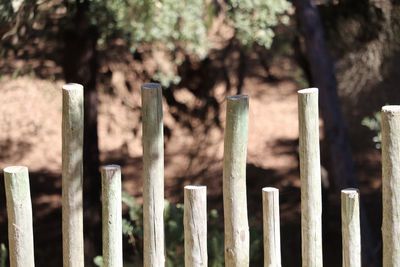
[
  {"left": 298, "top": 88, "right": 323, "bottom": 267},
  {"left": 62, "top": 83, "right": 84, "bottom": 267},
  {"left": 381, "top": 105, "right": 400, "bottom": 266},
  {"left": 223, "top": 95, "right": 249, "bottom": 267},
  {"left": 184, "top": 185, "right": 207, "bottom": 267},
  {"left": 262, "top": 187, "right": 281, "bottom": 267},
  {"left": 4, "top": 166, "right": 35, "bottom": 267},
  {"left": 101, "top": 165, "right": 122, "bottom": 267},
  {"left": 141, "top": 83, "right": 165, "bottom": 267},
  {"left": 341, "top": 188, "right": 361, "bottom": 267}
]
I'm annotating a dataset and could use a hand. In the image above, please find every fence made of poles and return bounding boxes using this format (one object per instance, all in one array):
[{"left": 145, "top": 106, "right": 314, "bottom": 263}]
[{"left": 4, "top": 82, "right": 400, "bottom": 267}]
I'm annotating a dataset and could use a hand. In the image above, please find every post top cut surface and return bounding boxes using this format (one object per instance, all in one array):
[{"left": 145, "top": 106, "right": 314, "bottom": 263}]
[
  {"left": 142, "top": 83, "right": 161, "bottom": 90},
  {"left": 262, "top": 187, "right": 278, "bottom": 192},
  {"left": 227, "top": 94, "right": 248, "bottom": 101},
  {"left": 184, "top": 185, "right": 206, "bottom": 190},
  {"left": 298, "top": 87, "right": 318, "bottom": 94},
  {"left": 4, "top": 165, "right": 28, "bottom": 174},
  {"left": 101, "top": 164, "right": 121, "bottom": 171},
  {"left": 62, "top": 83, "right": 83, "bottom": 91},
  {"left": 341, "top": 188, "right": 359, "bottom": 197},
  {"left": 382, "top": 105, "right": 400, "bottom": 113}
]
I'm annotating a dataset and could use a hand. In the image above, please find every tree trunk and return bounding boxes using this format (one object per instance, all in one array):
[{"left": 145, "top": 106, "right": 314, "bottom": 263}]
[
  {"left": 293, "top": 0, "right": 378, "bottom": 266},
  {"left": 62, "top": 0, "right": 101, "bottom": 264}
]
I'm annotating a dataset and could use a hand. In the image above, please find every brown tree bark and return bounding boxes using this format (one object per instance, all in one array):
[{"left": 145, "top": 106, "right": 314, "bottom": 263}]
[
  {"left": 62, "top": 0, "right": 101, "bottom": 264},
  {"left": 293, "top": 0, "right": 379, "bottom": 266}
]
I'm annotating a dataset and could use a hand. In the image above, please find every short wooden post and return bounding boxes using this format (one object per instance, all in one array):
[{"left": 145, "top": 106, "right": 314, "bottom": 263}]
[
  {"left": 62, "top": 83, "right": 84, "bottom": 267},
  {"left": 341, "top": 189, "right": 361, "bottom": 267},
  {"left": 4, "top": 166, "right": 35, "bottom": 267},
  {"left": 184, "top": 185, "right": 207, "bottom": 267},
  {"left": 381, "top": 105, "right": 400, "bottom": 266},
  {"left": 101, "top": 165, "right": 122, "bottom": 267},
  {"left": 223, "top": 95, "right": 249, "bottom": 267},
  {"left": 298, "top": 88, "right": 323, "bottom": 267},
  {"left": 262, "top": 187, "right": 281, "bottom": 267},
  {"left": 141, "top": 83, "right": 165, "bottom": 267}
]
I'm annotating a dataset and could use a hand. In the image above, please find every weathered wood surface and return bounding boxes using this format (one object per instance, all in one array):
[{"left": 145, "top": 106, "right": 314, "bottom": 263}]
[
  {"left": 4, "top": 166, "right": 35, "bottom": 267},
  {"left": 382, "top": 105, "right": 400, "bottom": 266},
  {"left": 223, "top": 95, "right": 249, "bottom": 267},
  {"left": 101, "top": 165, "right": 122, "bottom": 267},
  {"left": 184, "top": 185, "right": 207, "bottom": 267},
  {"left": 298, "top": 88, "right": 323, "bottom": 267},
  {"left": 141, "top": 83, "right": 165, "bottom": 267},
  {"left": 262, "top": 187, "right": 281, "bottom": 267},
  {"left": 62, "top": 83, "right": 84, "bottom": 267},
  {"left": 341, "top": 189, "right": 361, "bottom": 267}
]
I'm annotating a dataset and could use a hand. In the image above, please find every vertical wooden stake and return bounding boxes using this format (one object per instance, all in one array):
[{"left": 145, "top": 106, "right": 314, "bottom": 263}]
[
  {"left": 262, "top": 187, "right": 281, "bottom": 267},
  {"left": 341, "top": 188, "right": 361, "bottom": 267},
  {"left": 141, "top": 83, "right": 165, "bottom": 267},
  {"left": 223, "top": 95, "right": 249, "bottom": 267},
  {"left": 298, "top": 88, "right": 323, "bottom": 267},
  {"left": 184, "top": 185, "right": 207, "bottom": 267},
  {"left": 381, "top": 105, "right": 400, "bottom": 266},
  {"left": 62, "top": 83, "right": 84, "bottom": 267},
  {"left": 4, "top": 166, "right": 35, "bottom": 267},
  {"left": 101, "top": 165, "right": 122, "bottom": 267}
]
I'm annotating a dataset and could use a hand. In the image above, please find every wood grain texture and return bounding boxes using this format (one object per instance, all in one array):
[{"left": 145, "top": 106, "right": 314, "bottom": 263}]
[
  {"left": 62, "top": 83, "right": 84, "bottom": 267},
  {"left": 262, "top": 187, "right": 281, "bottom": 267},
  {"left": 141, "top": 83, "right": 165, "bottom": 267},
  {"left": 223, "top": 95, "right": 249, "bottom": 267},
  {"left": 341, "top": 189, "right": 361, "bottom": 267},
  {"left": 4, "top": 166, "right": 35, "bottom": 267},
  {"left": 101, "top": 165, "right": 122, "bottom": 267},
  {"left": 381, "top": 105, "right": 400, "bottom": 266},
  {"left": 298, "top": 88, "right": 323, "bottom": 267},
  {"left": 184, "top": 186, "right": 207, "bottom": 267}
]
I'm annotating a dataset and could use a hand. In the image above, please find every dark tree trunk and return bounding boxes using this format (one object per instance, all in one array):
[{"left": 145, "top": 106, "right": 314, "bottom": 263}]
[
  {"left": 293, "top": 0, "right": 379, "bottom": 265},
  {"left": 62, "top": 0, "right": 101, "bottom": 264}
]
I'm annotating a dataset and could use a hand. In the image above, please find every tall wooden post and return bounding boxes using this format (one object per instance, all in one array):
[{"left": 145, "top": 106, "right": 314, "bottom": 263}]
[
  {"left": 4, "top": 166, "right": 35, "bottom": 267},
  {"left": 223, "top": 95, "right": 249, "bottom": 267},
  {"left": 141, "top": 83, "right": 165, "bottom": 267},
  {"left": 62, "top": 83, "right": 84, "bottom": 267},
  {"left": 298, "top": 88, "right": 323, "bottom": 267},
  {"left": 382, "top": 105, "right": 400, "bottom": 266}
]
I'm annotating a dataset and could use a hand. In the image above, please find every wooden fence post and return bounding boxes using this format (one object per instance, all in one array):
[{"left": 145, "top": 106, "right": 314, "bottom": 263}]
[
  {"left": 223, "top": 95, "right": 249, "bottom": 267},
  {"left": 101, "top": 165, "right": 122, "bottom": 267},
  {"left": 298, "top": 88, "right": 323, "bottom": 267},
  {"left": 341, "top": 188, "right": 361, "bottom": 267},
  {"left": 262, "top": 187, "right": 281, "bottom": 267},
  {"left": 381, "top": 105, "right": 400, "bottom": 266},
  {"left": 184, "top": 185, "right": 207, "bottom": 267},
  {"left": 62, "top": 83, "right": 84, "bottom": 267},
  {"left": 4, "top": 166, "right": 35, "bottom": 267},
  {"left": 141, "top": 83, "right": 165, "bottom": 267}
]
